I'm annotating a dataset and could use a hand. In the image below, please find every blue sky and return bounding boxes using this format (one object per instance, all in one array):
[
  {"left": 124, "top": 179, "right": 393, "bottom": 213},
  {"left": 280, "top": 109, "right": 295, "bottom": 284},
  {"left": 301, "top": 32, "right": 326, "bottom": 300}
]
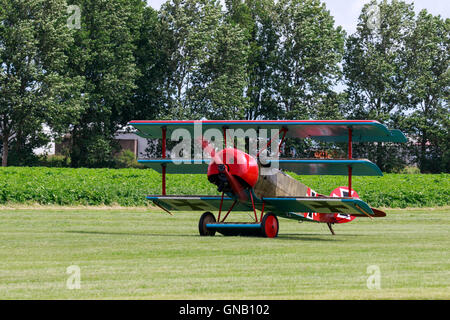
[{"left": 145, "top": 0, "right": 449, "bottom": 34}]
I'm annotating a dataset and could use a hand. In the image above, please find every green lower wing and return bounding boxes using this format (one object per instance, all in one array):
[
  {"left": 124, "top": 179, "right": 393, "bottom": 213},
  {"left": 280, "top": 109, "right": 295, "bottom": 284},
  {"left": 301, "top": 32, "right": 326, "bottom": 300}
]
[{"left": 147, "top": 195, "right": 374, "bottom": 218}]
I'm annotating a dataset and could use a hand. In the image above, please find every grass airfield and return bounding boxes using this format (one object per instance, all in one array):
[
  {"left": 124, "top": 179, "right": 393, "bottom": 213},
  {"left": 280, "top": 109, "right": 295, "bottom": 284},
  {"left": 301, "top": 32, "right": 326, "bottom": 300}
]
[{"left": 0, "top": 206, "right": 448, "bottom": 299}]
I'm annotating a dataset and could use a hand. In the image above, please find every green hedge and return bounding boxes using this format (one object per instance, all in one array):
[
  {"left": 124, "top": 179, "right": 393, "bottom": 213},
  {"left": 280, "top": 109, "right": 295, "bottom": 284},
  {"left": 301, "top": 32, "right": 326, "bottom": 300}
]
[
  {"left": 0, "top": 167, "right": 448, "bottom": 208},
  {"left": 289, "top": 173, "right": 449, "bottom": 208}
]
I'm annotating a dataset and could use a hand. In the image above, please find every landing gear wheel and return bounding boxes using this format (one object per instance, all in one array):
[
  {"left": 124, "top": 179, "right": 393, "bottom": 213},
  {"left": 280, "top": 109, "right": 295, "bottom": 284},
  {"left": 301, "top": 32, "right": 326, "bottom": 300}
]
[
  {"left": 261, "top": 213, "right": 279, "bottom": 238},
  {"left": 198, "top": 212, "right": 216, "bottom": 236}
]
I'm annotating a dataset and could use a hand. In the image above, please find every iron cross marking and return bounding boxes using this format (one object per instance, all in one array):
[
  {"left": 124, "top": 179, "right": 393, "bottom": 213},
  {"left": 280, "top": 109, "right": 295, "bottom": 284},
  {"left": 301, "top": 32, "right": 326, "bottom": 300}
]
[{"left": 308, "top": 202, "right": 348, "bottom": 213}]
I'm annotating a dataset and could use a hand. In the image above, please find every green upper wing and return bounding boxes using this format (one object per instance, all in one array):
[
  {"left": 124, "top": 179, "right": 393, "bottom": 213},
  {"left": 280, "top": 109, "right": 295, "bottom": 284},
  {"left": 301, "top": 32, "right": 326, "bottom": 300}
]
[{"left": 129, "top": 120, "right": 407, "bottom": 143}]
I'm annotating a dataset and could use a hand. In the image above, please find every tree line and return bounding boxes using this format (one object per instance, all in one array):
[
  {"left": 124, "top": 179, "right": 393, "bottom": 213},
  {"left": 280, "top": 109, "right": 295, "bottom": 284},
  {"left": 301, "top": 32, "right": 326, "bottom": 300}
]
[{"left": 0, "top": 0, "right": 448, "bottom": 172}]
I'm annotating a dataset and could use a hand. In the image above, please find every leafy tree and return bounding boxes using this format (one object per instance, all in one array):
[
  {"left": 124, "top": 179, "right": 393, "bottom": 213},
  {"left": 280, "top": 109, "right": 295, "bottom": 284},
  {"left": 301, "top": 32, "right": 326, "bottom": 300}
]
[
  {"left": 402, "top": 10, "right": 449, "bottom": 173},
  {"left": 190, "top": 13, "right": 250, "bottom": 119},
  {"left": 274, "top": 0, "right": 345, "bottom": 120},
  {"left": 66, "top": 0, "right": 144, "bottom": 167},
  {"left": 344, "top": 0, "right": 449, "bottom": 173},
  {"left": 130, "top": 5, "right": 169, "bottom": 121},
  {"left": 159, "top": 0, "right": 249, "bottom": 120},
  {"left": 226, "top": 0, "right": 279, "bottom": 120},
  {"left": 0, "top": 0, "right": 84, "bottom": 166},
  {"left": 343, "top": 0, "right": 415, "bottom": 171},
  {"left": 158, "top": 0, "right": 221, "bottom": 119}
]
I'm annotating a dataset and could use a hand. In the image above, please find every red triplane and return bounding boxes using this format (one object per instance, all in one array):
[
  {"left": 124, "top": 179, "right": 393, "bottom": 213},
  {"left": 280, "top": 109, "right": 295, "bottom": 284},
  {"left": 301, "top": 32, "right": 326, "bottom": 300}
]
[{"left": 128, "top": 120, "right": 406, "bottom": 238}]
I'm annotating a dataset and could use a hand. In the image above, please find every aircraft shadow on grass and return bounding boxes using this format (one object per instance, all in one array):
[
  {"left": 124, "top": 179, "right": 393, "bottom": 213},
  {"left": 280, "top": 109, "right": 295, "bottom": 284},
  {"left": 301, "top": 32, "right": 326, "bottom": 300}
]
[
  {"left": 65, "top": 230, "right": 199, "bottom": 238},
  {"left": 65, "top": 230, "right": 343, "bottom": 241}
]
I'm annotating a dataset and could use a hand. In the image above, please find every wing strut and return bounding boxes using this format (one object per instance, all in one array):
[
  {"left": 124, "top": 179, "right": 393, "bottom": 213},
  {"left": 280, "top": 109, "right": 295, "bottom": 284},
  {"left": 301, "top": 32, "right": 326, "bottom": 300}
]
[
  {"left": 249, "top": 191, "right": 258, "bottom": 222},
  {"left": 220, "top": 200, "right": 237, "bottom": 222},
  {"left": 257, "top": 127, "right": 288, "bottom": 158},
  {"left": 162, "top": 126, "right": 167, "bottom": 195},
  {"left": 348, "top": 127, "right": 352, "bottom": 194},
  {"left": 217, "top": 191, "right": 225, "bottom": 222}
]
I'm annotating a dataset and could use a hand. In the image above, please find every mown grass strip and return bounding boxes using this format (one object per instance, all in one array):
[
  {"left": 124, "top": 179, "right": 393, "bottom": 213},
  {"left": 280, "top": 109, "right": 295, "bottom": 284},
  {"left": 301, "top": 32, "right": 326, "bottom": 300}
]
[{"left": 0, "top": 207, "right": 448, "bottom": 299}]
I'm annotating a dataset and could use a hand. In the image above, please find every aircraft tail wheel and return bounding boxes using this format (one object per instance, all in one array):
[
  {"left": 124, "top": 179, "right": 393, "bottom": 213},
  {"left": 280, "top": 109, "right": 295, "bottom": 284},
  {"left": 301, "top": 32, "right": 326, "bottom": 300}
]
[
  {"left": 261, "top": 213, "right": 279, "bottom": 238},
  {"left": 199, "top": 212, "right": 216, "bottom": 236}
]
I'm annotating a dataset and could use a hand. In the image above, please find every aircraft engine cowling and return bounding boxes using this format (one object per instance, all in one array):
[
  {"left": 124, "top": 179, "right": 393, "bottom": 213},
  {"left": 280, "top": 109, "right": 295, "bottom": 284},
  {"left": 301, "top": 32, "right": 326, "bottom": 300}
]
[{"left": 207, "top": 148, "right": 259, "bottom": 194}]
